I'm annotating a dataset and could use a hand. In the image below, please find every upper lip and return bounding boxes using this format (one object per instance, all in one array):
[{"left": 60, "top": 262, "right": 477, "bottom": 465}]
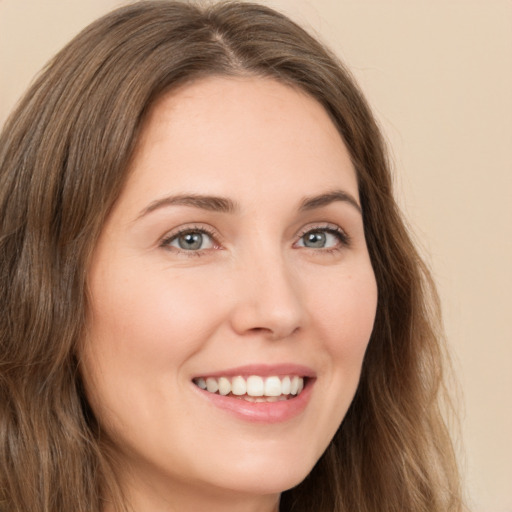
[{"left": 192, "top": 363, "right": 316, "bottom": 379}]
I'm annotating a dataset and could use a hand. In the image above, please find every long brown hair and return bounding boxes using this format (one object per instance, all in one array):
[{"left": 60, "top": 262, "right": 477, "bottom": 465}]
[{"left": 0, "top": 2, "right": 463, "bottom": 511}]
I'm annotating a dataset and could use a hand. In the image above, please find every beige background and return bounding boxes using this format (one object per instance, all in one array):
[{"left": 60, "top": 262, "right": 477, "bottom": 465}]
[{"left": 1, "top": 1, "right": 511, "bottom": 510}]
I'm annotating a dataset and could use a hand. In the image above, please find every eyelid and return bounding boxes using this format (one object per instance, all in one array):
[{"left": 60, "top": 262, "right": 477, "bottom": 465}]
[
  {"left": 159, "top": 224, "right": 223, "bottom": 254},
  {"left": 294, "top": 223, "right": 351, "bottom": 248},
  {"left": 158, "top": 221, "right": 350, "bottom": 256}
]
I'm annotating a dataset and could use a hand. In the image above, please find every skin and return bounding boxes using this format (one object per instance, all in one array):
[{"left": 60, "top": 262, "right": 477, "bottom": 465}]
[{"left": 82, "top": 76, "right": 378, "bottom": 512}]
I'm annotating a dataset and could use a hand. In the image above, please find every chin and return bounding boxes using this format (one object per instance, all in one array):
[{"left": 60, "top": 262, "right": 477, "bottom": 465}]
[
  {"left": 213, "top": 470, "right": 308, "bottom": 497},
  {"left": 202, "top": 445, "right": 320, "bottom": 496}
]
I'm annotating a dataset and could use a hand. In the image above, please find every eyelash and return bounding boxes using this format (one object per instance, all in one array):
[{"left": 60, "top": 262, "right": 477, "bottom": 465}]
[
  {"left": 159, "top": 223, "right": 350, "bottom": 257},
  {"left": 295, "top": 224, "right": 351, "bottom": 252},
  {"left": 160, "top": 225, "right": 220, "bottom": 257}
]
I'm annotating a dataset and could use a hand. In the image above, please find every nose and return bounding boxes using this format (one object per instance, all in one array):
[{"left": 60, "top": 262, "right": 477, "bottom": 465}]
[{"left": 229, "top": 250, "right": 305, "bottom": 341}]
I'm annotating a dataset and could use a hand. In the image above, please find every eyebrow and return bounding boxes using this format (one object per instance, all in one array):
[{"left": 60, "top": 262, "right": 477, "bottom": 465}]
[
  {"left": 137, "top": 194, "right": 239, "bottom": 219},
  {"left": 299, "top": 189, "right": 362, "bottom": 214},
  {"left": 136, "top": 188, "right": 361, "bottom": 220}
]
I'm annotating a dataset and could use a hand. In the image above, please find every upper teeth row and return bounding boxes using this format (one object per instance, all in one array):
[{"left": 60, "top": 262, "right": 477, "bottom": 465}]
[{"left": 194, "top": 375, "right": 304, "bottom": 397}]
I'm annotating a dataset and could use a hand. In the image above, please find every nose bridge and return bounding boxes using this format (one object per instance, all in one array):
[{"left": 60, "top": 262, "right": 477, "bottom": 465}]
[{"left": 230, "top": 242, "right": 305, "bottom": 340}]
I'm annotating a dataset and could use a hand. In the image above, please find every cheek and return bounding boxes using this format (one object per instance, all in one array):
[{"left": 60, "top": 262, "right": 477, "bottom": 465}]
[
  {"left": 81, "top": 268, "right": 238, "bottom": 467},
  {"left": 85, "top": 265, "right": 224, "bottom": 369},
  {"left": 312, "top": 267, "right": 378, "bottom": 360},
  {"left": 80, "top": 263, "right": 229, "bottom": 431},
  {"left": 292, "top": 264, "right": 377, "bottom": 459}
]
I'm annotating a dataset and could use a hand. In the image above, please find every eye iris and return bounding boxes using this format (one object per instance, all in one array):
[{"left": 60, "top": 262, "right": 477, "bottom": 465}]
[
  {"left": 304, "top": 231, "right": 326, "bottom": 248},
  {"left": 178, "top": 232, "right": 203, "bottom": 250}
]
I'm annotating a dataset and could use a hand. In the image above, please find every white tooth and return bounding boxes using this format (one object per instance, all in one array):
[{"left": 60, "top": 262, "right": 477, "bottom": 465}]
[
  {"left": 196, "top": 378, "right": 207, "bottom": 390},
  {"left": 266, "top": 396, "right": 279, "bottom": 402},
  {"left": 231, "top": 376, "right": 247, "bottom": 396},
  {"left": 290, "top": 376, "right": 299, "bottom": 395},
  {"left": 206, "top": 378, "right": 219, "bottom": 393},
  {"left": 297, "top": 377, "right": 304, "bottom": 394},
  {"left": 264, "top": 376, "right": 282, "bottom": 397},
  {"left": 243, "top": 396, "right": 256, "bottom": 402},
  {"left": 278, "top": 395, "right": 288, "bottom": 401},
  {"left": 218, "top": 377, "right": 231, "bottom": 396},
  {"left": 255, "top": 398, "right": 267, "bottom": 403},
  {"left": 246, "top": 375, "right": 264, "bottom": 397},
  {"left": 281, "top": 376, "right": 291, "bottom": 395}
]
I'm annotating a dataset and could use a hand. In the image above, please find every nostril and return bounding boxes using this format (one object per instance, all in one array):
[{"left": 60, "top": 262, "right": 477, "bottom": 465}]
[{"left": 246, "top": 325, "right": 300, "bottom": 341}]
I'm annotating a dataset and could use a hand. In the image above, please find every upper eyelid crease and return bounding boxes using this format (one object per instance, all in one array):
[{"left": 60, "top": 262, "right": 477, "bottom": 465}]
[
  {"left": 298, "top": 224, "right": 344, "bottom": 236},
  {"left": 161, "top": 225, "right": 218, "bottom": 244}
]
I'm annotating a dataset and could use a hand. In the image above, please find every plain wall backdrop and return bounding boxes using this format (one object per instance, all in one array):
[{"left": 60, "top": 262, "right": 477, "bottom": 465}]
[{"left": 1, "top": 1, "right": 511, "bottom": 511}]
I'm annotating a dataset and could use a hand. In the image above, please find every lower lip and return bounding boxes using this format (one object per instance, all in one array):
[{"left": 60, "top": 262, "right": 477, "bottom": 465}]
[{"left": 193, "top": 379, "right": 314, "bottom": 424}]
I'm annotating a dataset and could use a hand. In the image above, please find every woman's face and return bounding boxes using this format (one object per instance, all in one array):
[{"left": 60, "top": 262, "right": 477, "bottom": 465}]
[{"left": 82, "top": 77, "right": 377, "bottom": 510}]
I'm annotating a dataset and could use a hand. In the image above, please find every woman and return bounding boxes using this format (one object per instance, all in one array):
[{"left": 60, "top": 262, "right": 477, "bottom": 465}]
[{"left": 0, "top": 2, "right": 463, "bottom": 511}]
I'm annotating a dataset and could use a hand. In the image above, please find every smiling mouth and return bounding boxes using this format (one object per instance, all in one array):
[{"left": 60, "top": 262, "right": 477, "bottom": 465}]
[{"left": 193, "top": 375, "right": 305, "bottom": 402}]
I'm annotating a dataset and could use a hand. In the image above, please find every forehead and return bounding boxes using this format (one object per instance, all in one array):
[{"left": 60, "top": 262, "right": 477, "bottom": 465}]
[{"left": 123, "top": 76, "right": 358, "bottom": 211}]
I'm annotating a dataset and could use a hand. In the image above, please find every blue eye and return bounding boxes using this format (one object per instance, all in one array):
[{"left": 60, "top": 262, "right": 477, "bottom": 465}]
[
  {"left": 165, "top": 230, "right": 215, "bottom": 251},
  {"left": 297, "top": 228, "right": 348, "bottom": 249}
]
